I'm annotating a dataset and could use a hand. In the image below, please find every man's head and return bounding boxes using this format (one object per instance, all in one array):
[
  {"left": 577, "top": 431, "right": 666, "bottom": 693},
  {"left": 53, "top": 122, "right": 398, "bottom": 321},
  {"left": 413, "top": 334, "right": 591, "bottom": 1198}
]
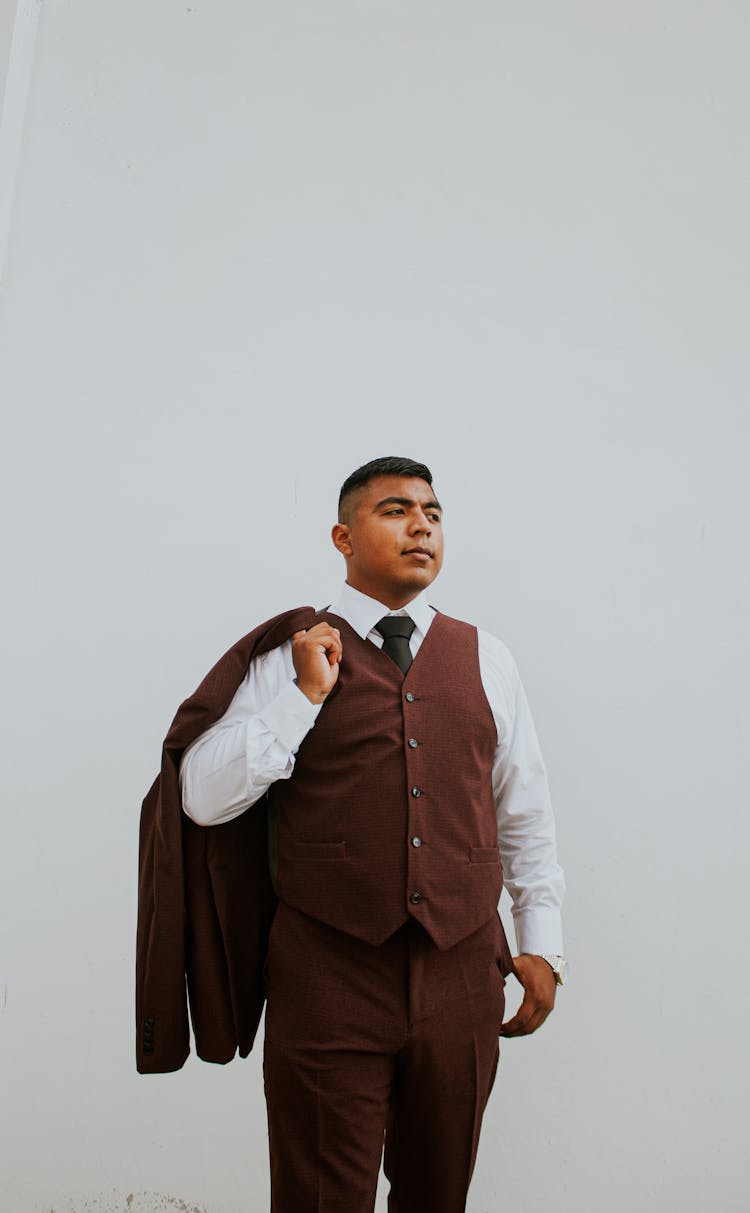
[{"left": 332, "top": 456, "right": 444, "bottom": 608}]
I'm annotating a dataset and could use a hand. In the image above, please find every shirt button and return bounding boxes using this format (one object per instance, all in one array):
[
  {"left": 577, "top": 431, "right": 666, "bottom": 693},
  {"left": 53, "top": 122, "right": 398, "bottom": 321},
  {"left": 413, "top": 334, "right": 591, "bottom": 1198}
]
[
  {"left": 408, "top": 738, "right": 419, "bottom": 749},
  {"left": 411, "top": 787, "right": 422, "bottom": 798},
  {"left": 410, "top": 892, "right": 422, "bottom": 904},
  {"left": 411, "top": 836, "right": 422, "bottom": 848},
  {"left": 405, "top": 692, "right": 415, "bottom": 702}
]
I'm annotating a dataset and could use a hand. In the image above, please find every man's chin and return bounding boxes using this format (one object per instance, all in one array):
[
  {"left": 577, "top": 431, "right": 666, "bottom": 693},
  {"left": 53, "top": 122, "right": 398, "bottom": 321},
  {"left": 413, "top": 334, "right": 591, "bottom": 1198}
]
[{"left": 400, "top": 568, "right": 438, "bottom": 594}]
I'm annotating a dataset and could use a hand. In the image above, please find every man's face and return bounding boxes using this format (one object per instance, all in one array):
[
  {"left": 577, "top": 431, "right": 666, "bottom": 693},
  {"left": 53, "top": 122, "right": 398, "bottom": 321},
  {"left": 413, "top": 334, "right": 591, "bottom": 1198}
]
[{"left": 332, "top": 475, "right": 445, "bottom": 608}]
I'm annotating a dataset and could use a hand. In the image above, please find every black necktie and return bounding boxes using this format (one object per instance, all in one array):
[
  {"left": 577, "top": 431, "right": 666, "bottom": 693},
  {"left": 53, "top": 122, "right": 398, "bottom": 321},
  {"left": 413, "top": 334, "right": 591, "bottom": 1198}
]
[{"left": 376, "top": 615, "right": 416, "bottom": 676}]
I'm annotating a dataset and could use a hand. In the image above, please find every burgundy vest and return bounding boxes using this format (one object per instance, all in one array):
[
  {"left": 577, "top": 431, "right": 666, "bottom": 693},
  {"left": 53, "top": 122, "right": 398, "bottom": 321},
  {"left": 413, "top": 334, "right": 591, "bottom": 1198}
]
[{"left": 270, "top": 610, "right": 503, "bottom": 950}]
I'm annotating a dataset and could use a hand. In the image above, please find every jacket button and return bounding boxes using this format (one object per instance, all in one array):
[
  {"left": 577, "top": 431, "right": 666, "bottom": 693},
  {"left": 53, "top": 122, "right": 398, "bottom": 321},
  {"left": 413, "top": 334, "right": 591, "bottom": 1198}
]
[
  {"left": 410, "top": 891, "right": 422, "bottom": 904},
  {"left": 405, "top": 692, "right": 415, "bottom": 702},
  {"left": 408, "top": 738, "right": 419, "bottom": 748},
  {"left": 411, "top": 786, "right": 422, "bottom": 798},
  {"left": 411, "top": 836, "right": 422, "bottom": 847}
]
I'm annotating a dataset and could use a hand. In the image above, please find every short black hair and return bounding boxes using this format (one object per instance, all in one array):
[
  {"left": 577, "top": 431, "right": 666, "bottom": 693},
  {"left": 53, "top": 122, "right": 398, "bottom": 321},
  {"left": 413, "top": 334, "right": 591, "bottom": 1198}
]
[{"left": 338, "top": 456, "right": 433, "bottom": 519}]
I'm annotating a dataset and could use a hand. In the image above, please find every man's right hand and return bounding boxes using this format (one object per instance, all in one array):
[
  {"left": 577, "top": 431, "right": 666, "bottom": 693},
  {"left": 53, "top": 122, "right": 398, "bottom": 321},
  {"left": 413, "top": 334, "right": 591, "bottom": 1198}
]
[{"left": 292, "top": 624, "right": 343, "bottom": 704}]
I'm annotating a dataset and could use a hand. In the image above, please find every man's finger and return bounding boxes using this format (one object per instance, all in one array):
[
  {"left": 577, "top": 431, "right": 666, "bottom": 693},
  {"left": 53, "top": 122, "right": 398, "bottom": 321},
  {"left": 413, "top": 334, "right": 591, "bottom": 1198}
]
[
  {"left": 501, "top": 1014, "right": 542, "bottom": 1038},
  {"left": 294, "top": 625, "right": 342, "bottom": 652},
  {"left": 500, "top": 1001, "right": 534, "bottom": 1038},
  {"left": 309, "top": 625, "right": 341, "bottom": 643},
  {"left": 317, "top": 631, "right": 343, "bottom": 661},
  {"left": 293, "top": 625, "right": 344, "bottom": 670},
  {"left": 500, "top": 995, "right": 552, "bottom": 1038}
]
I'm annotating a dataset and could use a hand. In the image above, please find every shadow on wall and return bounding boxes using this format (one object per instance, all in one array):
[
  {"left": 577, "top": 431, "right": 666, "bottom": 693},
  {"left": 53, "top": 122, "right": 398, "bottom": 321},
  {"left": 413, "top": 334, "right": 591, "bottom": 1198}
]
[{"left": 0, "top": 0, "right": 17, "bottom": 112}]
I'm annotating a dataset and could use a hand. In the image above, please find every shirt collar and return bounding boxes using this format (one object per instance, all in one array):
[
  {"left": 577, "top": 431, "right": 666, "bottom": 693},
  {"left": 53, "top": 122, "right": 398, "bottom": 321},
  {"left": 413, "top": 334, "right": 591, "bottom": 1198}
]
[{"left": 326, "top": 582, "right": 435, "bottom": 641}]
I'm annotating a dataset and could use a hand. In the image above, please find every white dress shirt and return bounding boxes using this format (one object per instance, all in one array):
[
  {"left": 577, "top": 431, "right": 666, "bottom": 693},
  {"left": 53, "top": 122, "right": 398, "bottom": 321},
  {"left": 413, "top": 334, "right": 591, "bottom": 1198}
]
[{"left": 180, "top": 583, "right": 565, "bottom": 955}]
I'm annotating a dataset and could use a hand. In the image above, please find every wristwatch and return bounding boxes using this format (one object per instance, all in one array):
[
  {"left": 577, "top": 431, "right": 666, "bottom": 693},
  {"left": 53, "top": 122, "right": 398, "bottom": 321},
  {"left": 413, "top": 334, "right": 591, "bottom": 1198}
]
[{"left": 539, "top": 954, "right": 568, "bottom": 986}]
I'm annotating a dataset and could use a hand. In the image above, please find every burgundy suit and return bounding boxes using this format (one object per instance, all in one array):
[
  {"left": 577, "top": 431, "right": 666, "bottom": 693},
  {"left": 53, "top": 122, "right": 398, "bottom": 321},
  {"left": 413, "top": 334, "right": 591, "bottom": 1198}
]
[{"left": 137, "top": 606, "right": 513, "bottom": 1212}]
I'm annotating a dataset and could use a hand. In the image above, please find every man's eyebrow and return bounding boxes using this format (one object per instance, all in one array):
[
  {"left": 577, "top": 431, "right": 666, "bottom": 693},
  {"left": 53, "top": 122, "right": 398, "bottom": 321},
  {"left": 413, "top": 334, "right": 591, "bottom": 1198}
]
[{"left": 373, "top": 496, "right": 443, "bottom": 513}]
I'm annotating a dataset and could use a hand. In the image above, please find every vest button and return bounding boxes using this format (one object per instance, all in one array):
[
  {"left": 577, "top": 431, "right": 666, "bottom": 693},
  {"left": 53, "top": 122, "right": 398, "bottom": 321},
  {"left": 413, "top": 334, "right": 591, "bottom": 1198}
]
[
  {"left": 411, "top": 836, "right": 422, "bottom": 848},
  {"left": 405, "top": 692, "right": 415, "bottom": 702},
  {"left": 411, "top": 786, "right": 422, "bottom": 798},
  {"left": 410, "top": 891, "right": 422, "bottom": 904},
  {"left": 408, "top": 738, "right": 419, "bottom": 748}
]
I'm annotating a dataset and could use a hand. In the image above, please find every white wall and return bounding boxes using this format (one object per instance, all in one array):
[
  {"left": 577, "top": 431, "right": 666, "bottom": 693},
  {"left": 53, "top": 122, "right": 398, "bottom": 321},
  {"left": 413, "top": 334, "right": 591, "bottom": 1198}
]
[{"left": 1, "top": 3, "right": 748, "bottom": 1211}]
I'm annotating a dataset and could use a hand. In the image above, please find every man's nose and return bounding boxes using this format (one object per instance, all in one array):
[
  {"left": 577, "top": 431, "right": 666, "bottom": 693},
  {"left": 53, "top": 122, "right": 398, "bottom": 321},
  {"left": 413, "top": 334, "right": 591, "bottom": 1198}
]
[{"left": 410, "top": 510, "right": 432, "bottom": 533}]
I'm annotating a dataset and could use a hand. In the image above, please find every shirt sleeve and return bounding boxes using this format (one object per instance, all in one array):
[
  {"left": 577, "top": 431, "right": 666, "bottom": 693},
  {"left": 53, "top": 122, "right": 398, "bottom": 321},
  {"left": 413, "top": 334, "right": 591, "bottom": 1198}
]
[
  {"left": 179, "top": 640, "right": 322, "bottom": 827},
  {"left": 477, "top": 630, "right": 566, "bottom": 956}
]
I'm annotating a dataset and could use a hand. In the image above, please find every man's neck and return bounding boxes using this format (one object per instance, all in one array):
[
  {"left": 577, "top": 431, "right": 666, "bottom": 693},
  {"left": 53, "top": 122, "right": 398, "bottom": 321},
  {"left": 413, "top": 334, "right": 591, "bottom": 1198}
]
[{"left": 344, "top": 579, "right": 422, "bottom": 611}]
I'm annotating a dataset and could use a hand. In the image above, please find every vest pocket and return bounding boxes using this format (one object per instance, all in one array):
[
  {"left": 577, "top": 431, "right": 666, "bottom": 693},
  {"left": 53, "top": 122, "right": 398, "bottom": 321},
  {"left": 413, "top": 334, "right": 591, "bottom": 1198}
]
[
  {"left": 470, "top": 846, "right": 500, "bottom": 864},
  {"left": 291, "top": 840, "right": 347, "bottom": 861}
]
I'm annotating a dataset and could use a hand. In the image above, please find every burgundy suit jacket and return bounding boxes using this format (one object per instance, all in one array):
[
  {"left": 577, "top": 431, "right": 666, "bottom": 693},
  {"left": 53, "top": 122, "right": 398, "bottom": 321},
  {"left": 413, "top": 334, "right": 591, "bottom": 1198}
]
[{"left": 136, "top": 606, "right": 315, "bottom": 1074}]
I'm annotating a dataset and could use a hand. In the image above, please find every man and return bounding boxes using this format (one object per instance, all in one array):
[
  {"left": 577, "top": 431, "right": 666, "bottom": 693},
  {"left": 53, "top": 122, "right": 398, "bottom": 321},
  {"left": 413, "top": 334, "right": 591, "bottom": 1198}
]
[{"left": 138, "top": 455, "right": 565, "bottom": 1213}]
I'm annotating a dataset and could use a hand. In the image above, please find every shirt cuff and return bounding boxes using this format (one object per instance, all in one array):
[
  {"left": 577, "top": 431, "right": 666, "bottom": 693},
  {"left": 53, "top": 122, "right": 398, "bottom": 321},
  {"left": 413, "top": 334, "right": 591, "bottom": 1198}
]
[
  {"left": 511, "top": 906, "right": 565, "bottom": 957},
  {"left": 256, "top": 680, "right": 322, "bottom": 753}
]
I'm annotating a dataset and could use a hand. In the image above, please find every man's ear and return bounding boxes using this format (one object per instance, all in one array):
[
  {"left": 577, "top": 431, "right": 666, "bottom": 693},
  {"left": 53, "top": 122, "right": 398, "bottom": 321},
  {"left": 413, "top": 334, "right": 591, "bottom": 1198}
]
[{"left": 331, "top": 523, "right": 353, "bottom": 557}]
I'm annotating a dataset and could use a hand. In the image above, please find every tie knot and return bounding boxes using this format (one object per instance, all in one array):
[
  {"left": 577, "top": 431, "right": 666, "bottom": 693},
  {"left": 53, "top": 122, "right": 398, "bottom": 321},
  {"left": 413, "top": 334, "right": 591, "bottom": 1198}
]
[{"left": 376, "top": 615, "right": 416, "bottom": 642}]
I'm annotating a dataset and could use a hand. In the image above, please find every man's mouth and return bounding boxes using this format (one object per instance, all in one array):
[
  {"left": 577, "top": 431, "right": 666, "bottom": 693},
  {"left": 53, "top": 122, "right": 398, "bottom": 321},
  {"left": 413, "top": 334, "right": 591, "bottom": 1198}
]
[{"left": 403, "top": 548, "right": 432, "bottom": 559}]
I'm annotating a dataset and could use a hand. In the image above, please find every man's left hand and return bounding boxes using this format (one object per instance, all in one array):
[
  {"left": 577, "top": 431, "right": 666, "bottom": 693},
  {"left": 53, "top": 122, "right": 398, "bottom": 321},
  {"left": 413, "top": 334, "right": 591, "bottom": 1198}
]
[{"left": 500, "top": 954, "right": 557, "bottom": 1037}]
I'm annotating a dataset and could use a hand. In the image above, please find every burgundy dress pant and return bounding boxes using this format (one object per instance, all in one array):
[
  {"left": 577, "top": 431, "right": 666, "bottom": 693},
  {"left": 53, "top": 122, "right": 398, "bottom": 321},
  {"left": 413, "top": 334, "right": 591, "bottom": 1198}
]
[{"left": 264, "top": 903, "right": 506, "bottom": 1213}]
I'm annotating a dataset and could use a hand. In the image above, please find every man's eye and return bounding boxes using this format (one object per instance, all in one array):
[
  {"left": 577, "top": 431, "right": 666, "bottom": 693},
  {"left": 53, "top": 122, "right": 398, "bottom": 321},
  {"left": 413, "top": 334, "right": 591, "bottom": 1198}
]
[{"left": 385, "top": 508, "right": 404, "bottom": 515}]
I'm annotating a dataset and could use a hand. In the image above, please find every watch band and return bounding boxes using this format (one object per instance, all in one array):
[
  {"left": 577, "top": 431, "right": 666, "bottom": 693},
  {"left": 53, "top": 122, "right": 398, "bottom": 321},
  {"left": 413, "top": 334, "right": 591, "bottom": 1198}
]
[{"left": 539, "top": 953, "right": 567, "bottom": 986}]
